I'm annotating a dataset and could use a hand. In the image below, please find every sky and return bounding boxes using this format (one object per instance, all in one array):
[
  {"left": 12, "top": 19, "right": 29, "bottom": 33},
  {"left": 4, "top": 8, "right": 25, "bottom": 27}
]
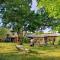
[
  {"left": 31, "top": 0, "right": 37, "bottom": 11},
  {"left": 43, "top": 28, "right": 51, "bottom": 33},
  {"left": 0, "top": 18, "right": 2, "bottom": 27}
]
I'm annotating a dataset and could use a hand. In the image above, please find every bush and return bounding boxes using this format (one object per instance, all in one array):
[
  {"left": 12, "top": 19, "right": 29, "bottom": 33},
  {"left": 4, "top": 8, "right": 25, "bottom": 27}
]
[
  {"left": 58, "top": 40, "right": 60, "bottom": 45},
  {"left": 22, "top": 37, "right": 30, "bottom": 43},
  {"left": 0, "top": 28, "right": 11, "bottom": 39}
]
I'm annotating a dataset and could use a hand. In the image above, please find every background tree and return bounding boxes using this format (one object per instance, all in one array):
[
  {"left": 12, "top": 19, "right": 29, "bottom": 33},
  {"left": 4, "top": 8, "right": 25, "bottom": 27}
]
[
  {"left": 37, "top": 0, "right": 60, "bottom": 32},
  {"left": 38, "top": 0, "right": 60, "bottom": 19}
]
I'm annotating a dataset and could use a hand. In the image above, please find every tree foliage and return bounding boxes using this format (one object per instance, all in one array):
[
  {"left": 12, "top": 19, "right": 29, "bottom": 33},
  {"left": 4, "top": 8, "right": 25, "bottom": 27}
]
[
  {"left": 38, "top": 0, "right": 60, "bottom": 19},
  {"left": 2, "top": 0, "right": 32, "bottom": 32},
  {"left": 0, "top": 27, "right": 10, "bottom": 38},
  {"left": 0, "top": 0, "right": 59, "bottom": 33},
  {"left": 37, "top": 0, "right": 60, "bottom": 32},
  {"left": 2, "top": 0, "right": 53, "bottom": 32}
]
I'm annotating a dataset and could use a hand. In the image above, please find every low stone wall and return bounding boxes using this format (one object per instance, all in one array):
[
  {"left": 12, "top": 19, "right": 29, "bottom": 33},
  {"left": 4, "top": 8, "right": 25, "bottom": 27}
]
[{"left": 29, "top": 36, "right": 57, "bottom": 46}]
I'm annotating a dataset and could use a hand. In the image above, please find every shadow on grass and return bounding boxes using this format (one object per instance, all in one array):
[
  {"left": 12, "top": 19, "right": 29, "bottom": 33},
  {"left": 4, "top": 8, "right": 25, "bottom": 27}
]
[{"left": 0, "top": 52, "right": 60, "bottom": 60}]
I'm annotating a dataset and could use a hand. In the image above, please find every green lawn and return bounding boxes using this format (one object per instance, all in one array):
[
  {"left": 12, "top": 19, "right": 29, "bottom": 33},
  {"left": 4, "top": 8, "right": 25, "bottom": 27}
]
[{"left": 0, "top": 43, "right": 60, "bottom": 60}]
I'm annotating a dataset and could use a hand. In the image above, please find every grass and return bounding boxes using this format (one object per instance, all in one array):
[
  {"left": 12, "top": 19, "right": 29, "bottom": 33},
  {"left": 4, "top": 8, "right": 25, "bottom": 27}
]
[{"left": 0, "top": 43, "right": 60, "bottom": 60}]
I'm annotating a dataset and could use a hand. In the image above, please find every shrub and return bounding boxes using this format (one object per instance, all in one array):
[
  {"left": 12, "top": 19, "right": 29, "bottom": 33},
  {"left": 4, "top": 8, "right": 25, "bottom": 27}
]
[
  {"left": 22, "top": 37, "right": 30, "bottom": 43},
  {"left": 58, "top": 40, "right": 60, "bottom": 45}
]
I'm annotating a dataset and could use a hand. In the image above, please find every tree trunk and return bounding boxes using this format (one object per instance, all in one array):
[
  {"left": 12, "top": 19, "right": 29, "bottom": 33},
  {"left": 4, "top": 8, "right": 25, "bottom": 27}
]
[{"left": 17, "top": 28, "right": 23, "bottom": 45}]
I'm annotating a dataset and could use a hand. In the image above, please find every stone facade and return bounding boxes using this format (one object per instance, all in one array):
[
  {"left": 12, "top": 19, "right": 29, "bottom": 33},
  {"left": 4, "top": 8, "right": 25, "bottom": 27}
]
[{"left": 27, "top": 33, "right": 60, "bottom": 46}]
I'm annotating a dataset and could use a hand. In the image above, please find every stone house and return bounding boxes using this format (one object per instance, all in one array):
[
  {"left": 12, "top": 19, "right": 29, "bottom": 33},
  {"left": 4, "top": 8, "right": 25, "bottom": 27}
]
[{"left": 26, "top": 33, "right": 60, "bottom": 45}]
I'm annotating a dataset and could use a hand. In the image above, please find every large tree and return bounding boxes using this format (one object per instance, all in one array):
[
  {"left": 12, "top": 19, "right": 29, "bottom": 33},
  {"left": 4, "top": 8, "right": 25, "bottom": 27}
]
[
  {"left": 0, "top": 0, "right": 32, "bottom": 44},
  {"left": 1, "top": 0, "right": 53, "bottom": 32},
  {"left": 0, "top": 0, "right": 58, "bottom": 44}
]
